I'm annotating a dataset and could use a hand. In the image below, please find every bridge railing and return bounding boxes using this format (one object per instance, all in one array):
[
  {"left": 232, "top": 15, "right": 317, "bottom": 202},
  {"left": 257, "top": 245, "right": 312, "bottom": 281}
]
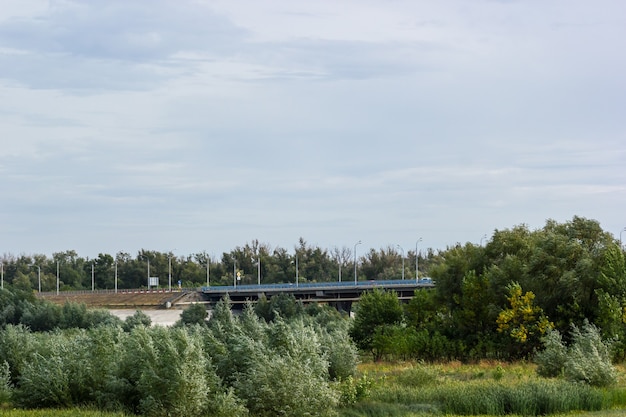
[{"left": 201, "top": 278, "right": 433, "bottom": 293}]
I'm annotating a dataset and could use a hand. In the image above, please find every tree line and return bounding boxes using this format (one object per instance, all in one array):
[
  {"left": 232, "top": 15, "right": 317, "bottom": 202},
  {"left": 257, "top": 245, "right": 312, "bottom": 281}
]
[
  {"left": 0, "top": 238, "right": 437, "bottom": 292},
  {"left": 350, "top": 216, "right": 626, "bottom": 362}
]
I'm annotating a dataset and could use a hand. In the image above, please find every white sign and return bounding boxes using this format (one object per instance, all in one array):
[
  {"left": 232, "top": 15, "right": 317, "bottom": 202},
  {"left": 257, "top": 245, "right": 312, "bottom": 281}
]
[{"left": 149, "top": 277, "right": 159, "bottom": 287}]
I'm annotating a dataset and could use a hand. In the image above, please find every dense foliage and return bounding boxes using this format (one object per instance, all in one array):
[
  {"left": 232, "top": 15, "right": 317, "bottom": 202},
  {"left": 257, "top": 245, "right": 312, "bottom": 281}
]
[
  {"left": 0, "top": 290, "right": 357, "bottom": 417},
  {"left": 1, "top": 215, "right": 626, "bottom": 415},
  {"left": 356, "top": 217, "right": 626, "bottom": 363}
]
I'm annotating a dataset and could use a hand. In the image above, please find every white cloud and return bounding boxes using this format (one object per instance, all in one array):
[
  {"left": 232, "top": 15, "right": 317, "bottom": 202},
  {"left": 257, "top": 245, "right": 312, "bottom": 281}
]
[{"left": 0, "top": 0, "right": 624, "bottom": 258}]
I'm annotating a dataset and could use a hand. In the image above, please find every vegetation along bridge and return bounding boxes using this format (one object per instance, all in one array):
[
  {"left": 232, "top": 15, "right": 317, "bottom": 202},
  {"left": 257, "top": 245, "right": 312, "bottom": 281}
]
[{"left": 200, "top": 278, "right": 435, "bottom": 311}]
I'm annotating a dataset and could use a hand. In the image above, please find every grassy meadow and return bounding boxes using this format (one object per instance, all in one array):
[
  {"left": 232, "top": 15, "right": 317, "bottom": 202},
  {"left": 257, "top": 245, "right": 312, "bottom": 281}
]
[
  {"left": 337, "top": 361, "right": 626, "bottom": 417},
  {"left": 3, "top": 361, "right": 626, "bottom": 417}
]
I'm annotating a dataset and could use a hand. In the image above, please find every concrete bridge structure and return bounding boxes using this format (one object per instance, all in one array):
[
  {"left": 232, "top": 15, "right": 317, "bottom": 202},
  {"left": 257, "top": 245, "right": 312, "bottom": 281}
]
[{"left": 200, "top": 278, "right": 434, "bottom": 311}]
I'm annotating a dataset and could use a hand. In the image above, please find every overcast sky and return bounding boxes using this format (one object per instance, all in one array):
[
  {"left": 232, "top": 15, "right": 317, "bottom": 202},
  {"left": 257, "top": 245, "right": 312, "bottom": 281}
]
[{"left": 1, "top": 0, "right": 625, "bottom": 260}]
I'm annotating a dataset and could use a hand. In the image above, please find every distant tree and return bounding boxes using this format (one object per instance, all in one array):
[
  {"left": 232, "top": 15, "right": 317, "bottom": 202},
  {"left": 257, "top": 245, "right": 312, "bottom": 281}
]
[
  {"left": 178, "top": 304, "right": 208, "bottom": 327},
  {"left": 123, "top": 310, "right": 152, "bottom": 331}
]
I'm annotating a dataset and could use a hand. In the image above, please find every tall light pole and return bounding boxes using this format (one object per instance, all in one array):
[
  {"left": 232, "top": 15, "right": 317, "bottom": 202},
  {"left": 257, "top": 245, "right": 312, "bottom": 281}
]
[
  {"left": 354, "top": 240, "right": 362, "bottom": 284},
  {"left": 1, "top": 262, "right": 4, "bottom": 290},
  {"left": 397, "top": 245, "right": 405, "bottom": 280},
  {"left": 480, "top": 234, "right": 487, "bottom": 247},
  {"left": 168, "top": 249, "right": 177, "bottom": 292},
  {"left": 256, "top": 257, "right": 261, "bottom": 285},
  {"left": 415, "top": 237, "right": 422, "bottom": 282},
  {"left": 56, "top": 261, "right": 60, "bottom": 295},
  {"left": 206, "top": 255, "right": 210, "bottom": 287},
  {"left": 620, "top": 227, "right": 626, "bottom": 249},
  {"left": 296, "top": 254, "right": 299, "bottom": 287},
  {"left": 338, "top": 254, "right": 342, "bottom": 282},
  {"left": 91, "top": 263, "right": 95, "bottom": 291},
  {"left": 114, "top": 260, "right": 118, "bottom": 294},
  {"left": 232, "top": 257, "right": 237, "bottom": 287}
]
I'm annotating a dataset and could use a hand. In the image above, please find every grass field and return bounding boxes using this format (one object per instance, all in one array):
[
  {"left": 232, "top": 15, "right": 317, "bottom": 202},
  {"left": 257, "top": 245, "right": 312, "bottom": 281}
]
[
  {"left": 337, "top": 361, "right": 626, "bottom": 417},
  {"left": 4, "top": 361, "right": 626, "bottom": 417}
]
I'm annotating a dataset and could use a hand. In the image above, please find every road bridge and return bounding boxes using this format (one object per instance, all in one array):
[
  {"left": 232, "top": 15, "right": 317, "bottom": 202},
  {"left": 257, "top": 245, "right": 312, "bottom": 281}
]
[{"left": 200, "top": 278, "right": 434, "bottom": 311}]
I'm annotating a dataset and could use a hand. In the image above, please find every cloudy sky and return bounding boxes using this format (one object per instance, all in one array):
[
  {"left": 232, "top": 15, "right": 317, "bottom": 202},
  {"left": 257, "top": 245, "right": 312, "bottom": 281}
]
[{"left": 1, "top": 0, "right": 625, "bottom": 259}]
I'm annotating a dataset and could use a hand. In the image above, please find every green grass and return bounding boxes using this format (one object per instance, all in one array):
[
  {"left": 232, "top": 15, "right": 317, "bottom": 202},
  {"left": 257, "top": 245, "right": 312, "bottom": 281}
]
[
  {"left": 338, "top": 361, "right": 626, "bottom": 417},
  {"left": 0, "top": 409, "right": 129, "bottom": 417}
]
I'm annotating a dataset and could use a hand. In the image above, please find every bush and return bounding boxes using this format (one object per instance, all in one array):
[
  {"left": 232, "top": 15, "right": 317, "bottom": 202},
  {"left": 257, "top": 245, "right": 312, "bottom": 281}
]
[
  {"left": 535, "top": 321, "right": 616, "bottom": 387},
  {"left": 177, "top": 303, "right": 208, "bottom": 326},
  {"left": 535, "top": 328, "right": 567, "bottom": 378},
  {"left": 122, "top": 310, "right": 152, "bottom": 331},
  {"left": 235, "top": 353, "right": 338, "bottom": 417},
  {"left": 0, "top": 360, "right": 11, "bottom": 405},
  {"left": 565, "top": 321, "right": 617, "bottom": 387}
]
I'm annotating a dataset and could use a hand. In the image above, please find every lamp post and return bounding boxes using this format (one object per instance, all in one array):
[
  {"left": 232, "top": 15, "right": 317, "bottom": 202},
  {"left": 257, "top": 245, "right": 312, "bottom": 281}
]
[
  {"left": 415, "top": 237, "right": 422, "bottom": 282},
  {"left": 397, "top": 245, "right": 405, "bottom": 280},
  {"left": 232, "top": 257, "right": 237, "bottom": 287},
  {"left": 296, "top": 254, "right": 299, "bottom": 287},
  {"left": 256, "top": 257, "right": 261, "bottom": 285},
  {"left": 91, "top": 263, "right": 95, "bottom": 291},
  {"left": 206, "top": 256, "right": 210, "bottom": 287},
  {"left": 1, "top": 262, "right": 4, "bottom": 290},
  {"left": 480, "top": 234, "right": 487, "bottom": 247},
  {"left": 620, "top": 227, "right": 626, "bottom": 249},
  {"left": 114, "top": 260, "right": 118, "bottom": 294},
  {"left": 338, "top": 254, "right": 342, "bottom": 282},
  {"left": 354, "top": 240, "right": 362, "bottom": 284},
  {"left": 56, "top": 261, "right": 60, "bottom": 295}
]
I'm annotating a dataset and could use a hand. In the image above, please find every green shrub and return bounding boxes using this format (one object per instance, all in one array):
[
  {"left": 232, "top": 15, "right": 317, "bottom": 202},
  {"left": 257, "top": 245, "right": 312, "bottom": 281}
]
[
  {"left": 122, "top": 310, "right": 152, "bottom": 331},
  {"left": 338, "top": 373, "right": 374, "bottom": 406},
  {"left": 565, "top": 321, "right": 617, "bottom": 386},
  {"left": 535, "top": 321, "right": 616, "bottom": 386},
  {"left": 177, "top": 303, "right": 208, "bottom": 326},
  {"left": 235, "top": 353, "right": 338, "bottom": 417},
  {"left": 0, "top": 360, "right": 11, "bottom": 405},
  {"left": 535, "top": 328, "right": 567, "bottom": 377}
]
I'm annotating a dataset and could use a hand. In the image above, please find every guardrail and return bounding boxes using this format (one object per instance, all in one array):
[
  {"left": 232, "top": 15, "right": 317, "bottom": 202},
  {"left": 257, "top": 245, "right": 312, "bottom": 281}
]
[{"left": 201, "top": 278, "right": 434, "bottom": 293}]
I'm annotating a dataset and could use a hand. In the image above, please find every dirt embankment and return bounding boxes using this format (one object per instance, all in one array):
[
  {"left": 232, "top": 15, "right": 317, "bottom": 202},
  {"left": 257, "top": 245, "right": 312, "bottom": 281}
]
[{"left": 37, "top": 290, "right": 199, "bottom": 309}]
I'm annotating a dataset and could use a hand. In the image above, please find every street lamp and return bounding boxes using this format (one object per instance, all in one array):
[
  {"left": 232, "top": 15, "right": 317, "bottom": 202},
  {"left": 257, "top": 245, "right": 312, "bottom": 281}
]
[
  {"left": 167, "top": 249, "right": 177, "bottom": 292},
  {"left": 91, "top": 263, "right": 95, "bottom": 292},
  {"left": 620, "top": 227, "right": 626, "bottom": 249},
  {"left": 396, "top": 245, "right": 405, "bottom": 280},
  {"left": 338, "top": 251, "right": 342, "bottom": 283},
  {"left": 206, "top": 255, "right": 210, "bottom": 287},
  {"left": 296, "top": 254, "right": 299, "bottom": 287},
  {"left": 232, "top": 257, "right": 237, "bottom": 287},
  {"left": 415, "top": 237, "right": 422, "bottom": 282},
  {"left": 354, "top": 240, "right": 362, "bottom": 284},
  {"left": 1, "top": 262, "right": 3, "bottom": 290},
  {"left": 56, "top": 261, "right": 60, "bottom": 295},
  {"left": 114, "top": 260, "right": 118, "bottom": 294},
  {"left": 254, "top": 257, "right": 261, "bottom": 285},
  {"left": 480, "top": 234, "right": 487, "bottom": 247}
]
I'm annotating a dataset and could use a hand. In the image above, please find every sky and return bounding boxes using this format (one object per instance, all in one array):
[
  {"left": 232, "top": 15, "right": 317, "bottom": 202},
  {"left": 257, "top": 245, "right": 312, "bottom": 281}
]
[{"left": 1, "top": 0, "right": 625, "bottom": 260}]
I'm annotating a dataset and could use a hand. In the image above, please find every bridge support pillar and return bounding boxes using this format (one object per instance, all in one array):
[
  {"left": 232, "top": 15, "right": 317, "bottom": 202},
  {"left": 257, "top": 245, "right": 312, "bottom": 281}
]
[{"left": 330, "top": 300, "right": 353, "bottom": 314}]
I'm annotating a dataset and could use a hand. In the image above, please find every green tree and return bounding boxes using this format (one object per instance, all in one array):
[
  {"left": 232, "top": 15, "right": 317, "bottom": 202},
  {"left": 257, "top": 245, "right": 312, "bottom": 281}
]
[
  {"left": 178, "top": 303, "right": 208, "bottom": 326},
  {"left": 497, "top": 282, "right": 553, "bottom": 358},
  {"left": 349, "top": 289, "right": 404, "bottom": 359}
]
